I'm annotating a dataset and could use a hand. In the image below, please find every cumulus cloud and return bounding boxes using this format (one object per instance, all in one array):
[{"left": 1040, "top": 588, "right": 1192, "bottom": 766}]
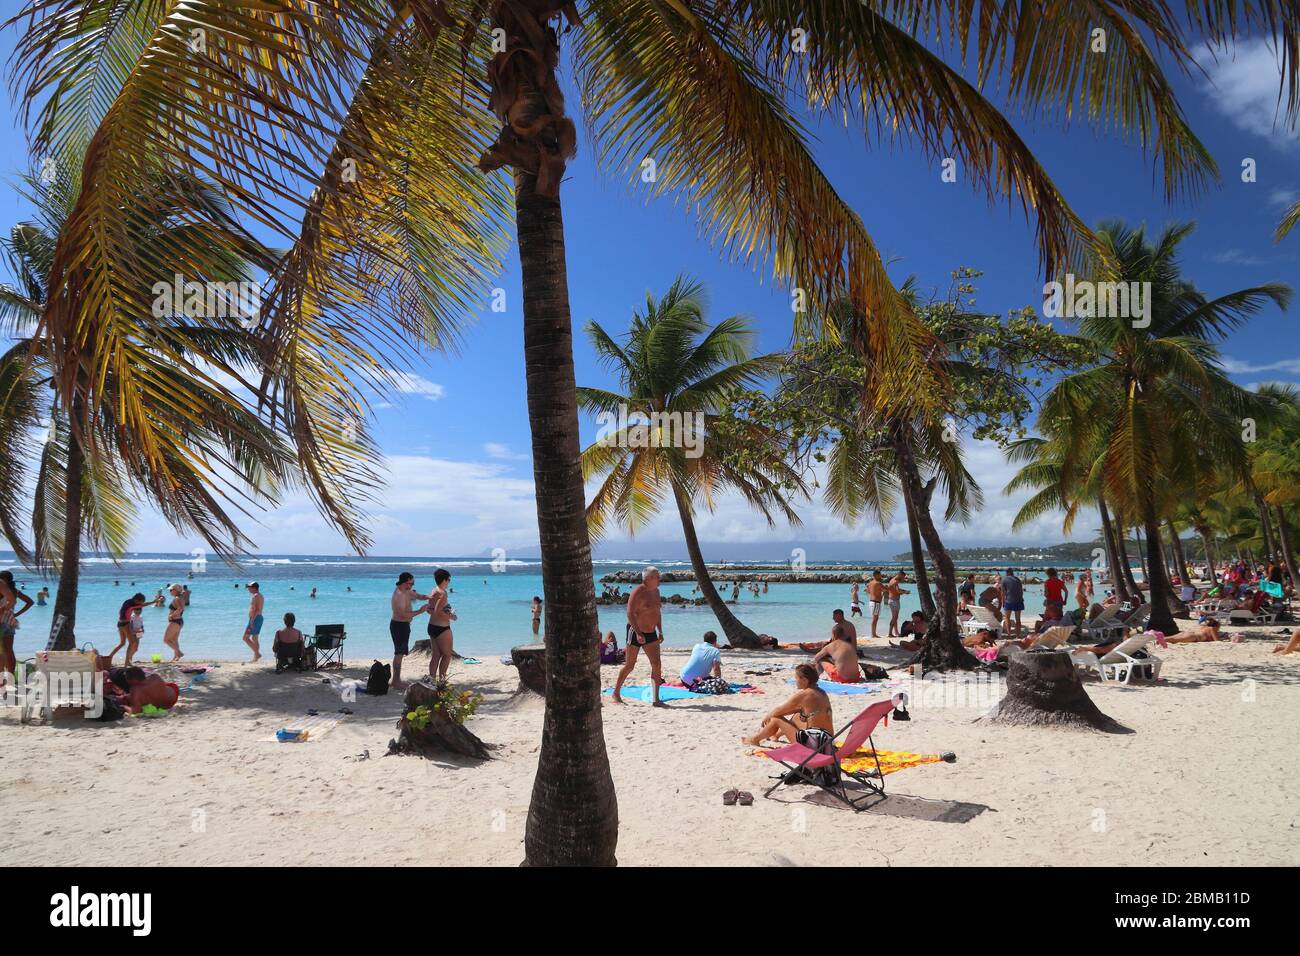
[
  {"left": 1196, "top": 38, "right": 1298, "bottom": 144},
  {"left": 483, "top": 442, "right": 529, "bottom": 461}
]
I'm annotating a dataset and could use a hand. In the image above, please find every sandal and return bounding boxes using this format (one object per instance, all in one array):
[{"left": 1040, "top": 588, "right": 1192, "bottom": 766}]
[
  {"left": 737, "top": 791, "right": 754, "bottom": 806},
  {"left": 722, "top": 789, "right": 739, "bottom": 806}
]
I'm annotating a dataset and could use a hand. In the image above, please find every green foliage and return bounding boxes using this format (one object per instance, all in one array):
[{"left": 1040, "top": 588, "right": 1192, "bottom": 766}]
[{"left": 407, "top": 685, "right": 483, "bottom": 728}]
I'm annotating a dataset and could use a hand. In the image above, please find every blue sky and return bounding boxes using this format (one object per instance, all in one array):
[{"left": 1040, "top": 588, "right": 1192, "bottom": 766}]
[{"left": 0, "top": 28, "right": 1296, "bottom": 560}]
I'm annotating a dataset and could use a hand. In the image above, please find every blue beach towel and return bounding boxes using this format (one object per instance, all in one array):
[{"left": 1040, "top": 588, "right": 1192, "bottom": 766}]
[
  {"left": 603, "top": 685, "right": 701, "bottom": 702},
  {"left": 789, "top": 679, "right": 885, "bottom": 695}
]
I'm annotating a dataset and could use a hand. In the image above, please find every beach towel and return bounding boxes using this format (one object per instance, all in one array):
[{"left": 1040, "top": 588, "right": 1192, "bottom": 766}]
[
  {"left": 265, "top": 712, "right": 348, "bottom": 742},
  {"left": 603, "top": 685, "right": 702, "bottom": 702},
  {"left": 747, "top": 746, "right": 950, "bottom": 777},
  {"left": 663, "top": 679, "right": 762, "bottom": 694},
  {"left": 1262, "top": 580, "right": 1284, "bottom": 598},
  {"left": 788, "top": 679, "right": 898, "bottom": 695}
]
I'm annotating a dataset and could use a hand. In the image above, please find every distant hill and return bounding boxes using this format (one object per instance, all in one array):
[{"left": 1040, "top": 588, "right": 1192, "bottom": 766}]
[{"left": 893, "top": 542, "right": 1107, "bottom": 563}]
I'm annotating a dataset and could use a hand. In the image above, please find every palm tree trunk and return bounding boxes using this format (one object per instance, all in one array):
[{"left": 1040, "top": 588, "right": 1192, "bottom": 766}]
[
  {"left": 1254, "top": 492, "right": 1278, "bottom": 563},
  {"left": 1116, "top": 526, "right": 1141, "bottom": 595},
  {"left": 489, "top": 3, "right": 617, "bottom": 863},
  {"left": 50, "top": 409, "right": 84, "bottom": 651},
  {"left": 1199, "top": 532, "right": 1218, "bottom": 583},
  {"left": 900, "top": 477, "right": 937, "bottom": 618},
  {"left": 1274, "top": 506, "right": 1297, "bottom": 587},
  {"left": 1167, "top": 519, "right": 1190, "bottom": 583},
  {"left": 514, "top": 170, "right": 618, "bottom": 866},
  {"left": 1098, "top": 497, "right": 1131, "bottom": 603},
  {"left": 891, "top": 428, "right": 972, "bottom": 671},
  {"left": 672, "top": 484, "right": 762, "bottom": 648},
  {"left": 1142, "top": 502, "right": 1177, "bottom": 634}
]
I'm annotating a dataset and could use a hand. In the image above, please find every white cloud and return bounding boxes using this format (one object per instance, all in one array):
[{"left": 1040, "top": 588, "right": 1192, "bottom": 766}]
[
  {"left": 1197, "top": 38, "right": 1299, "bottom": 144},
  {"left": 1209, "top": 248, "right": 1268, "bottom": 266},
  {"left": 1270, "top": 188, "right": 1298, "bottom": 210},
  {"left": 1220, "top": 355, "right": 1300, "bottom": 375},
  {"left": 483, "top": 442, "right": 529, "bottom": 461},
  {"left": 388, "top": 371, "right": 445, "bottom": 400}
]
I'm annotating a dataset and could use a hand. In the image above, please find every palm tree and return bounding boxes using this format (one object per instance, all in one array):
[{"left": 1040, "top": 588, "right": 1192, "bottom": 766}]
[
  {"left": 1245, "top": 383, "right": 1300, "bottom": 583},
  {"left": 578, "top": 276, "right": 806, "bottom": 648},
  {"left": 13, "top": 0, "right": 1294, "bottom": 866},
  {"left": 1042, "top": 221, "right": 1291, "bottom": 634},
  {"left": 0, "top": 167, "right": 296, "bottom": 648}
]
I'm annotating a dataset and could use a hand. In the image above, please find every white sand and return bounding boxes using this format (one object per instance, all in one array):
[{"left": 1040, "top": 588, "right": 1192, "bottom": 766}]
[{"left": 4, "top": 619, "right": 1298, "bottom": 866}]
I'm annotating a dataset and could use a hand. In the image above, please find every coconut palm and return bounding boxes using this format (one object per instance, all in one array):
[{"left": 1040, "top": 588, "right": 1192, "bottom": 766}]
[
  {"left": 1042, "top": 220, "right": 1291, "bottom": 633},
  {"left": 578, "top": 276, "right": 807, "bottom": 648},
  {"left": 12, "top": 0, "right": 1296, "bottom": 866},
  {"left": 0, "top": 166, "right": 295, "bottom": 648}
]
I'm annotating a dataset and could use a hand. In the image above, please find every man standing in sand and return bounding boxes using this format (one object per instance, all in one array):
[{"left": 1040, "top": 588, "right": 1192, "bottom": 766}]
[
  {"left": 390, "top": 572, "right": 429, "bottom": 691},
  {"left": 613, "top": 566, "right": 665, "bottom": 706},
  {"left": 998, "top": 568, "right": 1024, "bottom": 640},
  {"left": 242, "top": 582, "right": 265, "bottom": 661},
  {"left": 866, "top": 570, "right": 885, "bottom": 638}
]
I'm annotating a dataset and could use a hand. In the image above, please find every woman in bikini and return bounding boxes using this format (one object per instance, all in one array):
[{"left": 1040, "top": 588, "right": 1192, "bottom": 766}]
[
  {"left": 741, "top": 664, "right": 834, "bottom": 746},
  {"left": 163, "top": 584, "right": 186, "bottom": 662},
  {"left": 423, "top": 568, "right": 456, "bottom": 682}
]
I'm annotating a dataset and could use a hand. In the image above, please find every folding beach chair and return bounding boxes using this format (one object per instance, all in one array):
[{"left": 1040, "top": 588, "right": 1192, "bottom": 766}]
[
  {"left": 1025, "top": 625, "right": 1074, "bottom": 651},
  {"left": 308, "top": 624, "right": 347, "bottom": 670},
  {"left": 1077, "top": 605, "right": 1125, "bottom": 643},
  {"left": 760, "top": 698, "right": 897, "bottom": 811},
  {"left": 21, "top": 650, "right": 101, "bottom": 724},
  {"left": 1071, "top": 632, "right": 1163, "bottom": 685},
  {"left": 961, "top": 606, "right": 1002, "bottom": 637}
]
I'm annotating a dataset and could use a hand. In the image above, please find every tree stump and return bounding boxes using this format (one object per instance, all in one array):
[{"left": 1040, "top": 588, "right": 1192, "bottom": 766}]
[
  {"left": 512, "top": 643, "right": 547, "bottom": 695},
  {"left": 980, "top": 649, "right": 1131, "bottom": 733},
  {"left": 386, "top": 680, "right": 493, "bottom": 759}
]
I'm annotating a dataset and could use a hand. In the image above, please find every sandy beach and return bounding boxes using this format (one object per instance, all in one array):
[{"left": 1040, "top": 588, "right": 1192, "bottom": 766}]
[{"left": 4, "top": 617, "right": 1297, "bottom": 868}]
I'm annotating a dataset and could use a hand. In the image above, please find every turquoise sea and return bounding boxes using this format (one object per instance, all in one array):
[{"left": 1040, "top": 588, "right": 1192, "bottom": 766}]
[{"left": 4, "top": 552, "right": 1089, "bottom": 663}]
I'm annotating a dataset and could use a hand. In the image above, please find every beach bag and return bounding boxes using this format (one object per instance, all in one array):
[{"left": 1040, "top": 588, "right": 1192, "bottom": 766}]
[
  {"left": 784, "top": 728, "right": 838, "bottom": 787},
  {"left": 689, "top": 676, "right": 732, "bottom": 695},
  {"left": 366, "top": 661, "right": 391, "bottom": 696},
  {"left": 94, "top": 695, "right": 125, "bottom": 722},
  {"left": 860, "top": 663, "right": 889, "bottom": 680}
]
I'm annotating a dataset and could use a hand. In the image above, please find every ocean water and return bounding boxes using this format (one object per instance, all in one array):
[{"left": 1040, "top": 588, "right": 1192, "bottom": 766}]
[{"left": 4, "top": 553, "right": 1083, "bottom": 663}]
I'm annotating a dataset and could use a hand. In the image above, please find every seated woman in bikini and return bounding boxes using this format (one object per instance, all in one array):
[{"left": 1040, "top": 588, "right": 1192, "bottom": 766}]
[{"left": 741, "top": 664, "right": 833, "bottom": 746}]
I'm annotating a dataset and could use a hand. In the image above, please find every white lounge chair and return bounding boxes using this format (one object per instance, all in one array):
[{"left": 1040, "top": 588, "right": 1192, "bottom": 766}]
[
  {"left": 1077, "top": 605, "right": 1125, "bottom": 643},
  {"left": 962, "top": 606, "right": 1002, "bottom": 636},
  {"left": 1071, "top": 632, "right": 1163, "bottom": 685},
  {"left": 1024, "top": 625, "right": 1074, "bottom": 651},
  {"left": 20, "top": 650, "right": 101, "bottom": 724}
]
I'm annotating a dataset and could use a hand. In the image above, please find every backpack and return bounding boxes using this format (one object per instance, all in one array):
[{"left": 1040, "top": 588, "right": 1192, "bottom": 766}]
[{"left": 366, "top": 660, "right": 391, "bottom": 696}]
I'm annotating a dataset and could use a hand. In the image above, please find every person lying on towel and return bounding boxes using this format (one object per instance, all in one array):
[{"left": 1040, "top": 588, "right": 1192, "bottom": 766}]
[
  {"left": 741, "top": 663, "right": 833, "bottom": 747},
  {"left": 812, "top": 624, "right": 863, "bottom": 683}
]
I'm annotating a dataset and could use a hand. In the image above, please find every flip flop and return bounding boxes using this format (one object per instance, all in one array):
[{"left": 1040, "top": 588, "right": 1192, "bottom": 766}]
[
  {"left": 722, "top": 789, "right": 739, "bottom": 806},
  {"left": 737, "top": 791, "right": 754, "bottom": 806}
]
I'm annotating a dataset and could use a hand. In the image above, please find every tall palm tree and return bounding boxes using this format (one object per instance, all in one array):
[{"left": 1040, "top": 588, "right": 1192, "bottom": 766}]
[
  {"left": 13, "top": 0, "right": 1295, "bottom": 866},
  {"left": 578, "top": 276, "right": 806, "bottom": 648},
  {"left": 1042, "top": 221, "right": 1291, "bottom": 634},
  {"left": 0, "top": 166, "right": 296, "bottom": 648}
]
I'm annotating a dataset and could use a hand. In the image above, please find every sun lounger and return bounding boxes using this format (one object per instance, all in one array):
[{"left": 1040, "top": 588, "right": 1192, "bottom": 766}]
[
  {"left": 21, "top": 650, "right": 101, "bottom": 723},
  {"left": 962, "top": 606, "right": 1002, "bottom": 637},
  {"left": 1025, "top": 625, "right": 1074, "bottom": 651},
  {"left": 1071, "top": 632, "right": 1162, "bottom": 685},
  {"left": 1077, "top": 605, "right": 1126, "bottom": 643},
  {"left": 759, "top": 698, "right": 899, "bottom": 810}
]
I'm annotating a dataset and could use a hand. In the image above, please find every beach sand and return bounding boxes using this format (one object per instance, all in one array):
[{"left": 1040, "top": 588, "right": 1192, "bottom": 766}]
[{"left": 4, "top": 618, "right": 1298, "bottom": 866}]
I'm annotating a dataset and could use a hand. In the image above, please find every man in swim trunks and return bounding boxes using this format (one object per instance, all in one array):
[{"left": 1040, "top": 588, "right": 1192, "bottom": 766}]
[
  {"left": 242, "top": 582, "right": 265, "bottom": 662},
  {"left": 958, "top": 573, "right": 976, "bottom": 610},
  {"left": 866, "top": 570, "right": 885, "bottom": 638},
  {"left": 812, "top": 622, "right": 862, "bottom": 683},
  {"left": 849, "top": 583, "right": 862, "bottom": 618},
  {"left": 390, "top": 571, "right": 429, "bottom": 690},
  {"left": 613, "top": 565, "right": 665, "bottom": 706},
  {"left": 998, "top": 568, "right": 1024, "bottom": 640}
]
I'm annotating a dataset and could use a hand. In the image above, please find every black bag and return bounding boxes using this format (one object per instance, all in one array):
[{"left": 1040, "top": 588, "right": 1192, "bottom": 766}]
[
  {"left": 94, "top": 695, "right": 125, "bottom": 722},
  {"left": 860, "top": 663, "right": 890, "bottom": 680},
  {"left": 366, "top": 660, "right": 391, "bottom": 696}
]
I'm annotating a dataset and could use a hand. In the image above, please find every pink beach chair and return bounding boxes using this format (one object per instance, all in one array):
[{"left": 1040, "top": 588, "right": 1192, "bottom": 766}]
[{"left": 759, "top": 698, "right": 897, "bottom": 811}]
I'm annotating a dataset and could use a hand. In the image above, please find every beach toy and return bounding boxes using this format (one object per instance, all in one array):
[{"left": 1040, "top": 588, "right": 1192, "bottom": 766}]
[
  {"left": 138, "top": 704, "right": 168, "bottom": 718},
  {"left": 151, "top": 653, "right": 162, "bottom": 664}
]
